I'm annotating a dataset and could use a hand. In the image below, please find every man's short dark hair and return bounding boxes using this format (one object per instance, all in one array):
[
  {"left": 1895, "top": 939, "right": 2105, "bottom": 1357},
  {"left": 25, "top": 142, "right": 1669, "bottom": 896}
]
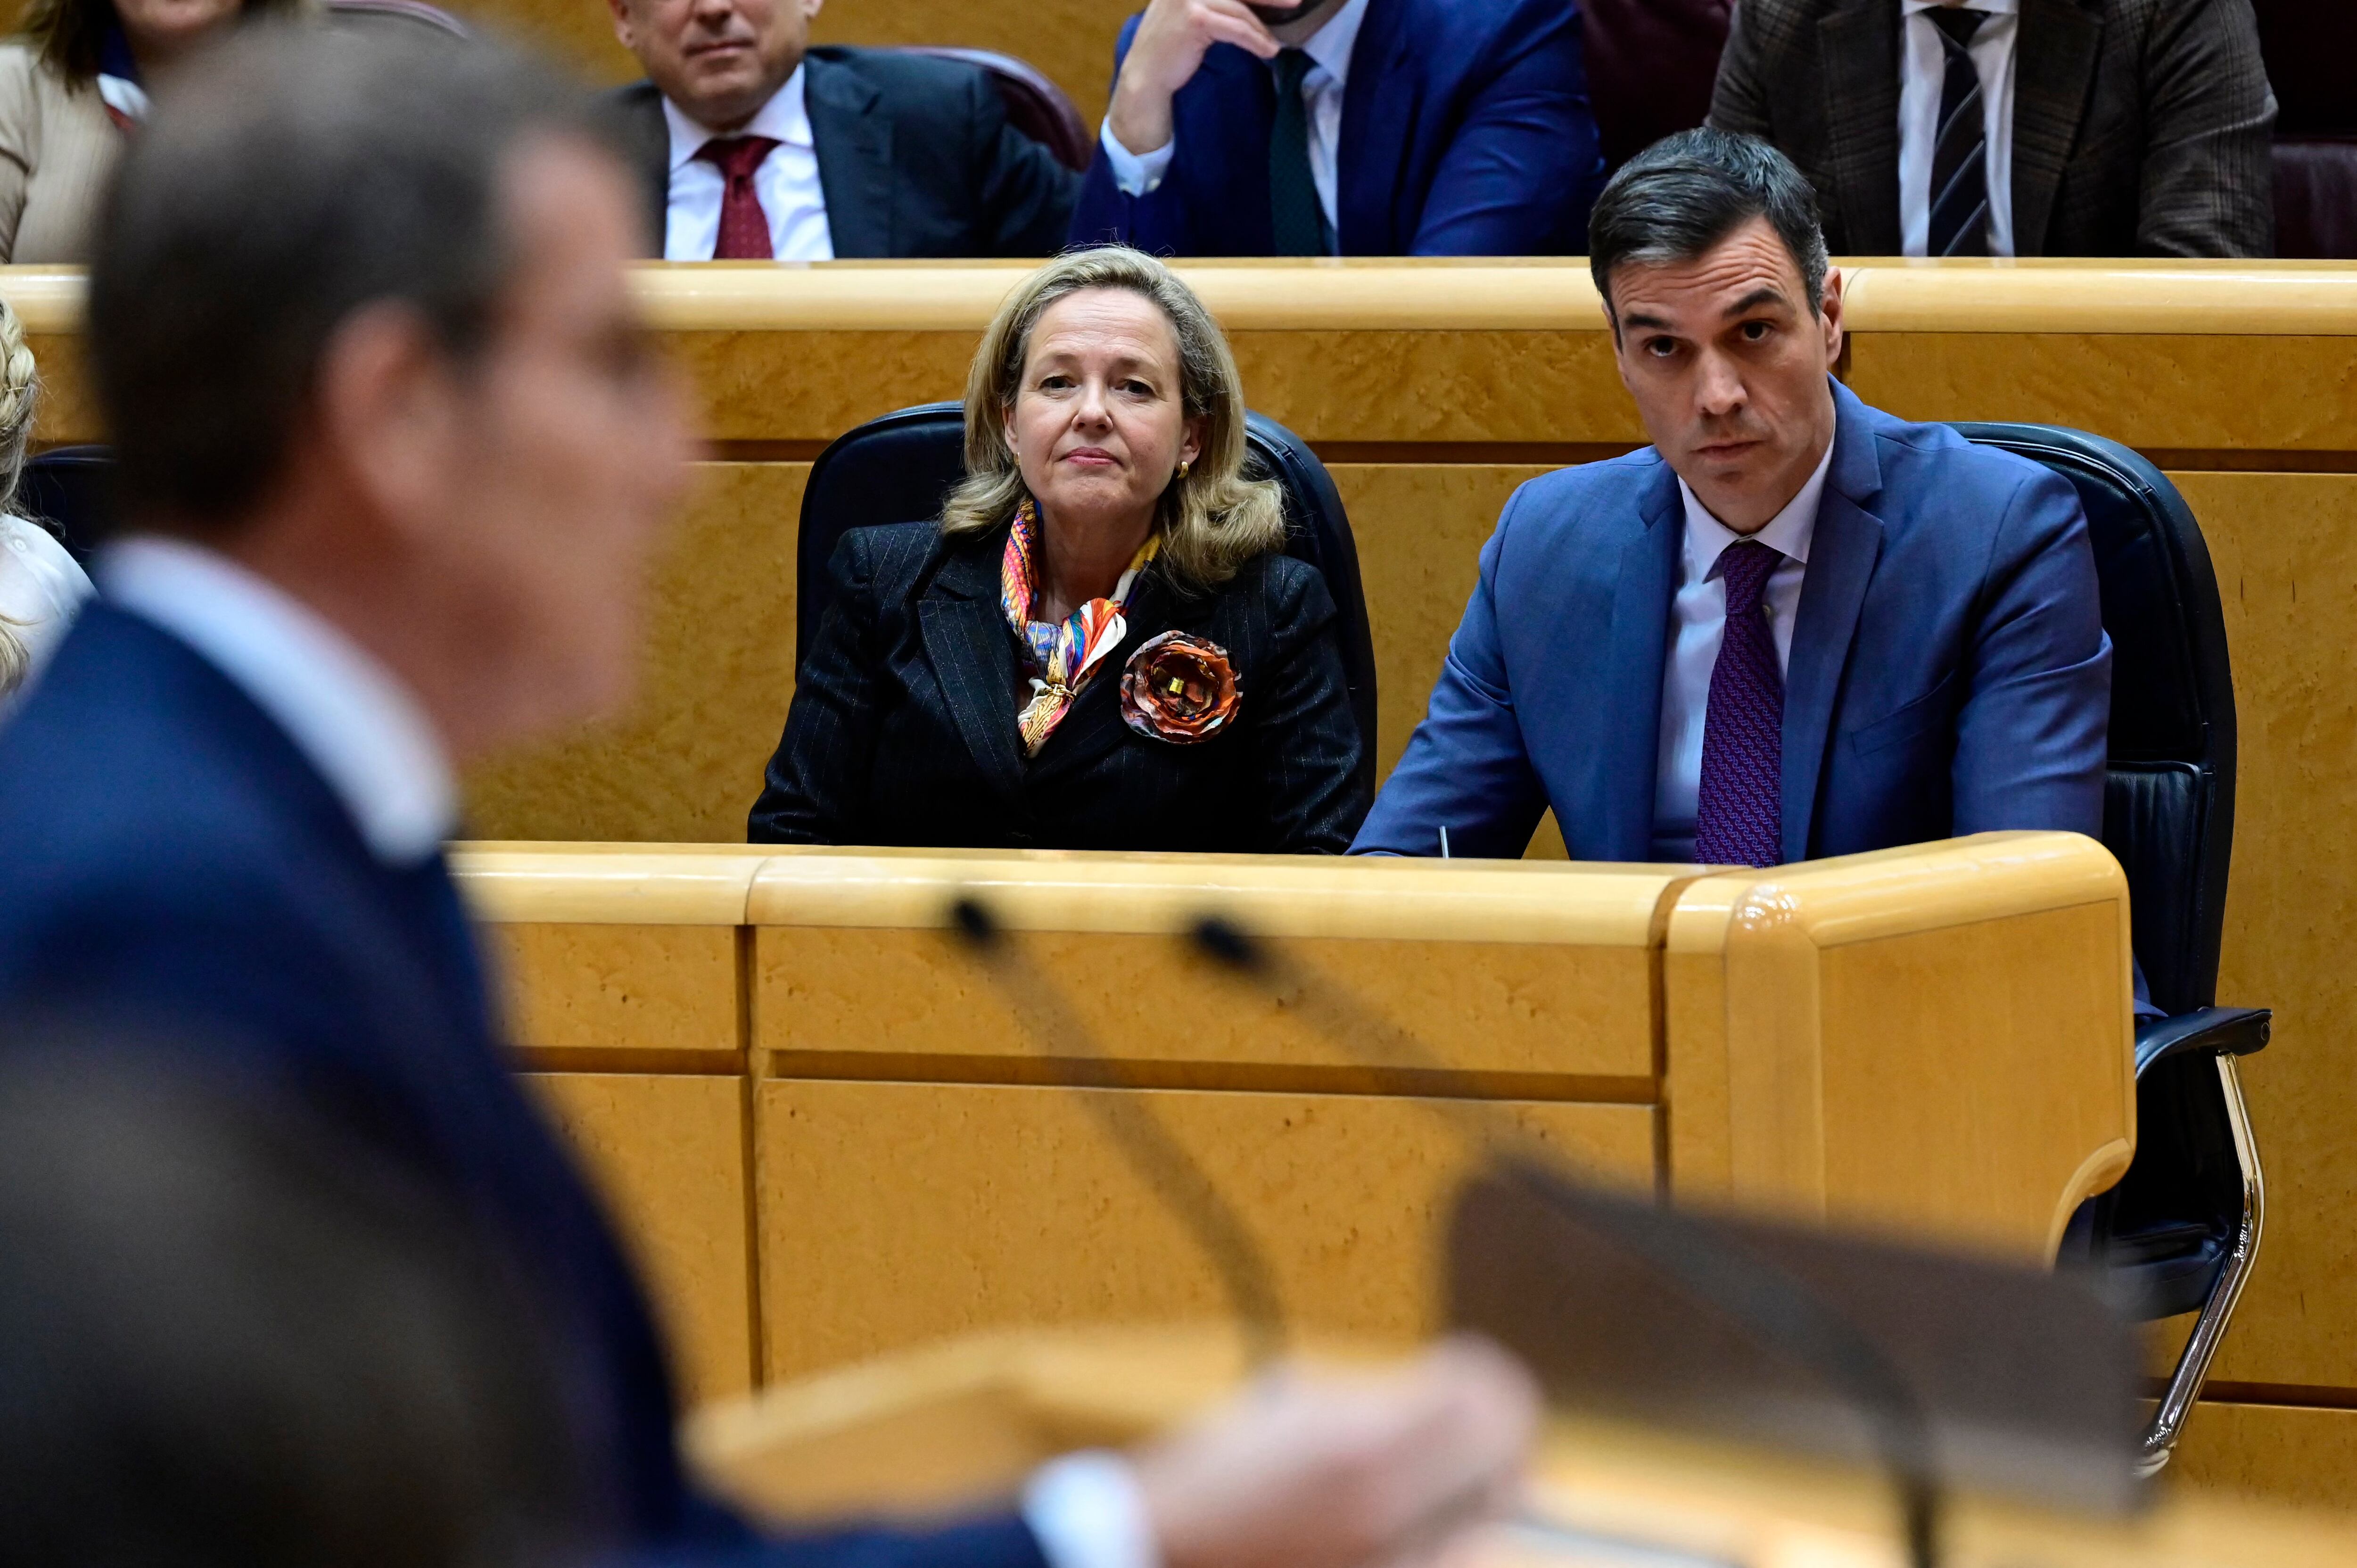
[
  {"left": 88, "top": 28, "right": 613, "bottom": 530},
  {"left": 1587, "top": 127, "right": 1831, "bottom": 325}
]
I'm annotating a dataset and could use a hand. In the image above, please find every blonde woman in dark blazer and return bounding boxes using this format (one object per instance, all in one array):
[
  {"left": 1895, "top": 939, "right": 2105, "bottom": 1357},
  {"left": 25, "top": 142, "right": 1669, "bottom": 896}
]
[
  {"left": 0, "top": 0, "right": 306, "bottom": 261},
  {"left": 751, "top": 245, "right": 1368, "bottom": 853}
]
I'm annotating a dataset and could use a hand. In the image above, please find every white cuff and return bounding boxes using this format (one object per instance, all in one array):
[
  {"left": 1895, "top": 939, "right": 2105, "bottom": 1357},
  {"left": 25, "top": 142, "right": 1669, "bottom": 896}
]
[
  {"left": 1022, "top": 1450, "right": 1159, "bottom": 1568},
  {"left": 1099, "top": 119, "right": 1176, "bottom": 198}
]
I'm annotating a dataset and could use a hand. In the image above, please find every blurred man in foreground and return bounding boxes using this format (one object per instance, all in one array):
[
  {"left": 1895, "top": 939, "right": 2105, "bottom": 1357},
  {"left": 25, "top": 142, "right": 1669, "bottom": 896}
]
[{"left": 0, "top": 27, "right": 1535, "bottom": 1567}]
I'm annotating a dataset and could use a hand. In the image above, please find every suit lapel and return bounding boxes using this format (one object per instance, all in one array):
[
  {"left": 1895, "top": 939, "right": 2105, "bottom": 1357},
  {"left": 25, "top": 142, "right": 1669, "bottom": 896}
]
[
  {"left": 614, "top": 83, "right": 671, "bottom": 258},
  {"left": 916, "top": 542, "right": 1026, "bottom": 804},
  {"left": 1336, "top": 0, "right": 1413, "bottom": 254},
  {"left": 1781, "top": 387, "right": 1886, "bottom": 864},
  {"left": 1597, "top": 468, "right": 1681, "bottom": 863},
  {"left": 805, "top": 53, "right": 895, "bottom": 258},
  {"left": 2011, "top": 0, "right": 2103, "bottom": 256},
  {"left": 1817, "top": 0, "right": 1903, "bottom": 253}
]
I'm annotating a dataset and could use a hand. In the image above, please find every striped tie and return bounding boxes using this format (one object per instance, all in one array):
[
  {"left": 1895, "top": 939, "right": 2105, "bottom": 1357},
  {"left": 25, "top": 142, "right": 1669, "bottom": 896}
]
[{"left": 1926, "top": 7, "right": 1991, "bottom": 258}]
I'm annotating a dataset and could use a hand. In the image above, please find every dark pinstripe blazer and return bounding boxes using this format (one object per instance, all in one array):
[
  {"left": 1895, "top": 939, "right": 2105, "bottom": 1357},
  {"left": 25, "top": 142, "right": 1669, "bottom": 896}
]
[
  {"left": 749, "top": 522, "right": 1369, "bottom": 853},
  {"left": 1708, "top": 0, "right": 2275, "bottom": 256}
]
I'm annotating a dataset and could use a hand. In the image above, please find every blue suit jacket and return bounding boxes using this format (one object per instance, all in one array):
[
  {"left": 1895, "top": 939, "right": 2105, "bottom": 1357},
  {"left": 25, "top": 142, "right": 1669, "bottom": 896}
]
[
  {"left": 1355, "top": 382, "right": 2112, "bottom": 861},
  {"left": 1068, "top": 0, "right": 1606, "bottom": 256},
  {"left": 0, "top": 604, "right": 1048, "bottom": 1568}
]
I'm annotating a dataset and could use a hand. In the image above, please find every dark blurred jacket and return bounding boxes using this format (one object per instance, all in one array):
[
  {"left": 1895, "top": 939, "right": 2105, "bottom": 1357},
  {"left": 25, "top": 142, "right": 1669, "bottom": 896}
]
[
  {"left": 0, "top": 602, "right": 1052, "bottom": 1568},
  {"left": 605, "top": 47, "right": 1077, "bottom": 259},
  {"left": 750, "top": 522, "right": 1369, "bottom": 852},
  {"left": 1708, "top": 0, "right": 2276, "bottom": 256}
]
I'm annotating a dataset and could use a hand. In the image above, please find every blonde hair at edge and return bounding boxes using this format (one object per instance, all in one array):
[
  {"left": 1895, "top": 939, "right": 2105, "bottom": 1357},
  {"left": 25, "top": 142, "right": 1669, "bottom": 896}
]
[
  {"left": 940, "top": 247, "right": 1286, "bottom": 593},
  {"left": 0, "top": 298, "right": 41, "bottom": 695}
]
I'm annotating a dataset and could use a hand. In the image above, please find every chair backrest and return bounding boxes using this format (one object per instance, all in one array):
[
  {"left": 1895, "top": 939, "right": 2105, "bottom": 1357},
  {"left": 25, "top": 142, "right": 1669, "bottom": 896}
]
[
  {"left": 322, "top": 0, "right": 471, "bottom": 41},
  {"left": 1576, "top": 0, "right": 1732, "bottom": 170},
  {"left": 16, "top": 445, "right": 115, "bottom": 567},
  {"left": 1949, "top": 425, "right": 2236, "bottom": 1016},
  {"left": 796, "top": 402, "right": 1380, "bottom": 798},
  {"left": 895, "top": 46, "right": 1092, "bottom": 173}
]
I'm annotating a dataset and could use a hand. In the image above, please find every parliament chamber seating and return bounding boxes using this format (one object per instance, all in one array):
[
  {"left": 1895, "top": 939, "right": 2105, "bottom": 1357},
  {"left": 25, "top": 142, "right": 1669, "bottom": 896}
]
[
  {"left": 797, "top": 402, "right": 1379, "bottom": 797},
  {"left": 1954, "top": 425, "right": 2272, "bottom": 1472},
  {"left": 897, "top": 48, "right": 1091, "bottom": 173},
  {"left": 9, "top": 255, "right": 2357, "bottom": 1509}
]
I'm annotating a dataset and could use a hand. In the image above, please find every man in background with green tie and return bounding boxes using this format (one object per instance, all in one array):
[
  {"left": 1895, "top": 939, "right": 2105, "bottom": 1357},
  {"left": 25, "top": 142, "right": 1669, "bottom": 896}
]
[{"left": 1068, "top": 0, "right": 1607, "bottom": 256}]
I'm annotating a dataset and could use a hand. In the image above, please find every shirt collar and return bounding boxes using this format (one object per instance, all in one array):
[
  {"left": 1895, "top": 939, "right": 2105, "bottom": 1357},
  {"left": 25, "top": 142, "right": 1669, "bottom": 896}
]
[
  {"left": 1290, "top": 0, "right": 1372, "bottom": 87},
  {"left": 100, "top": 536, "right": 458, "bottom": 865},
  {"left": 1901, "top": 0, "right": 2019, "bottom": 16},
  {"left": 665, "top": 60, "right": 813, "bottom": 174},
  {"left": 1676, "top": 434, "right": 1836, "bottom": 583}
]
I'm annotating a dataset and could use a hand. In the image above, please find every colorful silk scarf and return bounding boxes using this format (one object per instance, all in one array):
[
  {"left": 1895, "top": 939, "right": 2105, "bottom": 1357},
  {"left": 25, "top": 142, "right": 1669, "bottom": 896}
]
[{"left": 1001, "top": 497, "right": 1159, "bottom": 755}]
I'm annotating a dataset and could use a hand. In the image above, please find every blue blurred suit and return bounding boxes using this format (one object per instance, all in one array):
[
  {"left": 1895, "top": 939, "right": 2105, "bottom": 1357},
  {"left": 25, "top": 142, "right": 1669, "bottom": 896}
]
[
  {"left": 1354, "top": 381, "right": 2112, "bottom": 861},
  {"left": 0, "top": 602, "right": 1049, "bottom": 1568},
  {"left": 1067, "top": 0, "right": 1605, "bottom": 256}
]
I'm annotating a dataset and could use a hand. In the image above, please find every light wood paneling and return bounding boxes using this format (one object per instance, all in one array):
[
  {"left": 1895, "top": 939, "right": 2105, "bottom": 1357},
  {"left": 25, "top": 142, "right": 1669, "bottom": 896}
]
[
  {"left": 752, "top": 1077, "right": 1656, "bottom": 1379},
  {"left": 527, "top": 1070, "right": 757, "bottom": 1403},
  {"left": 490, "top": 922, "right": 741, "bottom": 1056},
  {"left": 1663, "top": 835, "right": 2136, "bottom": 1260},
  {"left": 2169, "top": 1401, "right": 2357, "bottom": 1515},
  {"left": 466, "top": 462, "right": 804, "bottom": 843},
  {"left": 2174, "top": 471, "right": 2357, "bottom": 1394},
  {"left": 752, "top": 927, "right": 1657, "bottom": 1087}
]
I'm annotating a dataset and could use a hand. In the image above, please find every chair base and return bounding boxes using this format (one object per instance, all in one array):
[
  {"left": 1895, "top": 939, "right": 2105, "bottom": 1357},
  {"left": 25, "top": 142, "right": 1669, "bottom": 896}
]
[{"left": 2137, "top": 1052, "right": 2265, "bottom": 1476}]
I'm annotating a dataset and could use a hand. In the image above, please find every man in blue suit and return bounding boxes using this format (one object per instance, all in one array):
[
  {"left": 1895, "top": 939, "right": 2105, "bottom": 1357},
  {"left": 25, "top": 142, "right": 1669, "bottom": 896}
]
[
  {"left": 1356, "top": 129, "right": 2110, "bottom": 864},
  {"left": 0, "top": 27, "right": 1535, "bottom": 1568},
  {"left": 1068, "top": 0, "right": 1605, "bottom": 256}
]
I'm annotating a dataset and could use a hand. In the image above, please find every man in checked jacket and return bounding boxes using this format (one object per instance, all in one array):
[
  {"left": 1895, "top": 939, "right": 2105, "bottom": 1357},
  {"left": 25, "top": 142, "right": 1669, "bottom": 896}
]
[{"left": 1708, "top": 0, "right": 2276, "bottom": 257}]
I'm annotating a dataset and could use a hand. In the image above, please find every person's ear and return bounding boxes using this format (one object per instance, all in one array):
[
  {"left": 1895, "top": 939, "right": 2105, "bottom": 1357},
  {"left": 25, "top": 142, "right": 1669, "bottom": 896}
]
[
  {"left": 606, "top": 0, "right": 638, "bottom": 53},
  {"left": 1178, "top": 414, "right": 1206, "bottom": 473},
  {"left": 1819, "top": 265, "right": 1845, "bottom": 368},
  {"left": 802, "top": 0, "right": 824, "bottom": 19},
  {"left": 313, "top": 302, "right": 464, "bottom": 550}
]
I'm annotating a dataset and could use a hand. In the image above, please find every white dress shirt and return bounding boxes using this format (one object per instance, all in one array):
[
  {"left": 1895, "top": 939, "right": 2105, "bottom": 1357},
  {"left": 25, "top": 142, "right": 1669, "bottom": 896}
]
[
  {"left": 101, "top": 536, "right": 457, "bottom": 865},
  {"left": 0, "top": 513, "right": 92, "bottom": 709},
  {"left": 1898, "top": 0, "right": 2019, "bottom": 258},
  {"left": 1100, "top": 0, "right": 1371, "bottom": 251},
  {"left": 103, "top": 531, "right": 1156, "bottom": 1568},
  {"left": 1650, "top": 438, "right": 1835, "bottom": 863},
  {"left": 663, "top": 64, "right": 835, "bottom": 263}
]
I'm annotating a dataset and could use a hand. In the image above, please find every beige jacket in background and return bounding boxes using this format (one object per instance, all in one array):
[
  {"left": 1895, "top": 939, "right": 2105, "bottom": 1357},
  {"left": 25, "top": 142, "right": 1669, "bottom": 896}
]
[{"left": 0, "top": 43, "right": 121, "bottom": 264}]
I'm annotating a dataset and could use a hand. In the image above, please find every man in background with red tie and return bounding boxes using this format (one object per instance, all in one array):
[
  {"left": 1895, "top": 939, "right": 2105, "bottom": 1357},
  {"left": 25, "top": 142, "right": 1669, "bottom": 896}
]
[
  {"left": 1353, "top": 128, "right": 2110, "bottom": 868},
  {"left": 602, "top": 0, "right": 1077, "bottom": 260}
]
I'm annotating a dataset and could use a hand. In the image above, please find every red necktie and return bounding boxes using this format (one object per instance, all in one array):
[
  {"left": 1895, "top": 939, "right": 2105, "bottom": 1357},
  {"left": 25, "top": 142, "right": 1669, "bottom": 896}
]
[{"left": 695, "top": 135, "right": 781, "bottom": 260}]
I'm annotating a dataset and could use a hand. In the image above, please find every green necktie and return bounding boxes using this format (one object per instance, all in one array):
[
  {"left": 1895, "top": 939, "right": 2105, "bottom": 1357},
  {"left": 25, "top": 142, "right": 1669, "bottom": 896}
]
[{"left": 1269, "top": 49, "right": 1331, "bottom": 256}]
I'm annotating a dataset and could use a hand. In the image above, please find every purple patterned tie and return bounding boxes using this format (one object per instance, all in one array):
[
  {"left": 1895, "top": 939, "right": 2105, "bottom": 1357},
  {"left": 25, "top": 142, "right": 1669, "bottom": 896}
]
[{"left": 1694, "top": 539, "right": 1785, "bottom": 868}]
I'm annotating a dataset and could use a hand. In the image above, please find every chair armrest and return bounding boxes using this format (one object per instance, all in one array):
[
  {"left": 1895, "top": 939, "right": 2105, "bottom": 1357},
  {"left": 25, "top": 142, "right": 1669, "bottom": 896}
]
[{"left": 2134, "top": 1007, "right": 2272, "bottom": 1077}]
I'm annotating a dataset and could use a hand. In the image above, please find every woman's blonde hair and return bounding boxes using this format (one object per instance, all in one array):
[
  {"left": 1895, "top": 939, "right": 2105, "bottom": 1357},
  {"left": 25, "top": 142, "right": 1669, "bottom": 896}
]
[
  {"left": 0, "top": 296, "right": 40, "bottom": 695},
  {"left": 940, "top": 246, "right": 1286, "bottom": 593}
]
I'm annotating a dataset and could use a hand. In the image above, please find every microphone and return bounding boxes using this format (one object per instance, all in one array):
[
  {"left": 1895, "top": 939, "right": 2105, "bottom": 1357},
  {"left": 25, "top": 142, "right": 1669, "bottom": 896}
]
[
  {"left": 947, "top": 897, "right": 1286, "bottom": 1368},
  {"left": 1187, "top": 915, "right": 1945, "bottom": 1568}
]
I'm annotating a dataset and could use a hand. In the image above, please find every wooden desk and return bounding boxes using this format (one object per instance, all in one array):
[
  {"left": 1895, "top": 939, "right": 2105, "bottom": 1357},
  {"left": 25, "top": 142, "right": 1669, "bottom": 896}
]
[
  {"left": 455, "top": 834, "right": 2132, "bottom": 1399},
  {"left": 682, "top": 1327, "right": 2357, "bottom": 1566},
  {"left": 16, "top": 257, "right": 2350, "bottom": 1503}
]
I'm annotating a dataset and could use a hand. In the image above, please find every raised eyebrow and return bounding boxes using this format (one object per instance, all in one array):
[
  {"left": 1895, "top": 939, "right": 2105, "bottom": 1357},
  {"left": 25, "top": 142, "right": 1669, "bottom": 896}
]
[{"left": 1620, "top": 310, "right": 1675, "bottom": 334}]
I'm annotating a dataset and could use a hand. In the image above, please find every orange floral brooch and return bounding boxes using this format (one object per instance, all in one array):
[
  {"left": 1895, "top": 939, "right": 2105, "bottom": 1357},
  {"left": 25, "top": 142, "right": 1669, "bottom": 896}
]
[{"left": 1120, "top": 631, "right": 1239, "bottom": 744}]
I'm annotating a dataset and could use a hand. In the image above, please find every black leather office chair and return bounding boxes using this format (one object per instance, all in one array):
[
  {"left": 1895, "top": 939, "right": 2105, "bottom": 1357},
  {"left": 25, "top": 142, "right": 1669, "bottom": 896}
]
[
  {"left": 1952, "top": 423, "right": 2269, "bottom": 1475},
  {"left": 898, "top": 47, "right": 1093, "bottom": 173},
  {"left": 796, "top": 401, "right": 1380, "bottom": 798},
  {"left": 16, "top": 445, "right": 115, "bottom": 568}
]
